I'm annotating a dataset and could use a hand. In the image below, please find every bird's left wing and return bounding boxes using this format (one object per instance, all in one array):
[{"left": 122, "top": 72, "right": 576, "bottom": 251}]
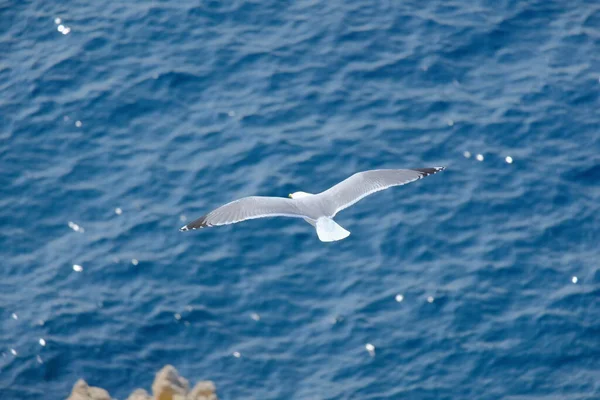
[{"left": 180, "top": 196, "right": 306, "bottom": 230}]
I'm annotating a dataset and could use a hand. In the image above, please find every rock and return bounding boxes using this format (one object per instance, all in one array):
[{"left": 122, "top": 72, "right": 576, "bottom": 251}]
[
  {"left": 126, "top": 389, "right": 152, "bottom": 400},
  {"left": 152, "top": 365, "right": 189, "bottom": 400},
  {"left": 188, "top": 381, "right": 217, "bottom": 400},
  {"left": 67, "top": 379, "right": 111, "bottom": 400},
  {"left": 67, "top": 365, "right": 217, "bottom": 400}
]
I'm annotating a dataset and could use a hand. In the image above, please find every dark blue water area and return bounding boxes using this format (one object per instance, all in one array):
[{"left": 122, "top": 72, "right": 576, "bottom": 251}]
[{"left": 1, "top": 0, "right": 600, "bottom": 399}]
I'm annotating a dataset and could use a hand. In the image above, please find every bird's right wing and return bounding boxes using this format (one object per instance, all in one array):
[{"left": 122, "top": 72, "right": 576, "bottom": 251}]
[
  {"left": 319, "top": 167, "right": 445, "bottom": 216},
  {"left": 180, "top": 196, "right": 307, "bottom": 230}
]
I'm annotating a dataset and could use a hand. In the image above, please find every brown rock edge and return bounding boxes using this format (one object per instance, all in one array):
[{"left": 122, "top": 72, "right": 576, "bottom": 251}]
[{"left": 66, "top": 365, "right": 217, "bottom": 400}]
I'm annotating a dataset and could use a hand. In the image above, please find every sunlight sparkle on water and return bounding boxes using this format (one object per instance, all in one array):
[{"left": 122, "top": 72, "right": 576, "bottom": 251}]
[
  {"left": 115, "top": 207, "right": 123, "bottom": 215},
  {"left": 505, "top": 156, "right": 513, "bottom": 164},
  {"left": 57, "top": 24, "right": 71, "bottom": 35},
  {"left": 131, "top": 259, "right": 139, "bottom": 266},
  {"left": 68, "top": 221, "right": 84, "bottom": 232},
  {"left": 73, "top": 264, "right": 83, "bottom": 272},
  {"left": 476, "top": 154, "right": 484, "bottom": 161},
  {"left": 11, "top": 313, "right": 18, "bottom": 320},
  {"left": 39, "top": 338, "right": 46, "bottom": 346},
  {"left": 395, "top": 294, "right": 404, "bottom": 302},
  {"left": 233, "top": 352, "right": 241, "bottom": 358},
  {"left": 250, "top": 312, "right": 260, "bottom": 321},
  {"left": 463, "top": 151, "right": 471, "bottom": 158},
  {"left": 427, "top": 296, "right": 434, "bottom": 303},
  {"left": 365, "top": 343, "right": 375, "bottom": 356},
  {"left": 572, "top": 276, "right": 578, "bottom": 284}
]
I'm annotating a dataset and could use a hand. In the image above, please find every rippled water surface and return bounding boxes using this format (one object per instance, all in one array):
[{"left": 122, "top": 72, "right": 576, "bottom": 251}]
[{"left": 2, "top": 1, "right": 600, "bottom": 399}]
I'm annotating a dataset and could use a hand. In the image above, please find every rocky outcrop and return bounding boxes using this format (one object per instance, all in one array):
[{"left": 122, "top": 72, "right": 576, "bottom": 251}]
[
  {"left": 152, "top": 365, "right": 189, "bottom": 400},
  {"left": 66, "top": 365, "right": 217, "bottom": 400},
  {"left": 67, "top": 379, "right": 111, "bottom": 400},
  {"left": 188, "top": 381, "right": 217, "bottom": 400},
  {"left": 126, "top": 389, "right": 152, "bottom": 400}
]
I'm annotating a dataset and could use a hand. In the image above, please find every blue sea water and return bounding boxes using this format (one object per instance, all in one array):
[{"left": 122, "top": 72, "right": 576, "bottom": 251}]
[{"left": 2, "top": 0, "right": 600, "bottom": 398}]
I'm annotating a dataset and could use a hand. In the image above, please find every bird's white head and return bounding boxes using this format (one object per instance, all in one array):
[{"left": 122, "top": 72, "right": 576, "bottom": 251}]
[{"left": 288, "top": 191, "right": 313, "bottom": 199}]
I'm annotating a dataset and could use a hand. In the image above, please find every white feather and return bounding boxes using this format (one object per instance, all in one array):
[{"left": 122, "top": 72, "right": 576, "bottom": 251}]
[{"left": 315, "top": 218, "right": 351, "bottom": 242}]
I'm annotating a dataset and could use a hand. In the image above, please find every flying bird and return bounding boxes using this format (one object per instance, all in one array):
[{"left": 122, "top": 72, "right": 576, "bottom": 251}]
[{"left": 180, "top": 167, "right": 445, "bottom": 242}]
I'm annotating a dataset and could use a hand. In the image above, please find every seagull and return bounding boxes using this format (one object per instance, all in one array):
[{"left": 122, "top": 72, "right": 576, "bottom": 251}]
[{"left": 180, "top": 167, "right": 445, "bottom": 242}]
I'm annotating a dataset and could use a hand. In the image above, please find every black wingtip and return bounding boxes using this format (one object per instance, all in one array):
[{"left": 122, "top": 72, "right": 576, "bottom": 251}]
[
  {"left": 180, "top": 215, "right": 210, "bottom": 231},
  {"left": 413, "top": 166, "right": 446, "bottom": 177}
]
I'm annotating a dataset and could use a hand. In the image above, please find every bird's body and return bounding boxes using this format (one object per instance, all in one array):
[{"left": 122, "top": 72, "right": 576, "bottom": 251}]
[{"left": 180, "top": 167, "right": 445, "bottom": 242}]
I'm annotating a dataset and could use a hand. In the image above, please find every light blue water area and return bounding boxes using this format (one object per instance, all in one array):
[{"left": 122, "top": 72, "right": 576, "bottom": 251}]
[{"left": 1, "top": 0, "right": 600, "bottom": 399}]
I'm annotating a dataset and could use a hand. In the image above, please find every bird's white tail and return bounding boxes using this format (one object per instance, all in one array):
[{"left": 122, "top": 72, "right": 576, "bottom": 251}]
[{"left": 315, "top": 218, "right": 350, "bottom": 242}]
